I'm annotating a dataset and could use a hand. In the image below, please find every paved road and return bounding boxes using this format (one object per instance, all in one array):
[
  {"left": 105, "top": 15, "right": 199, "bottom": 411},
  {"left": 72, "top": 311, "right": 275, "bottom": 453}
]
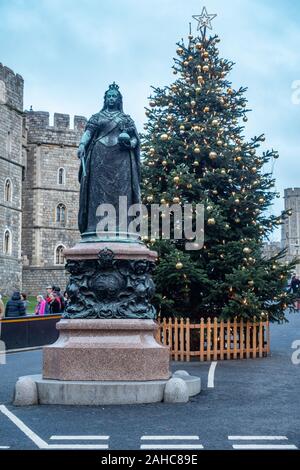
[{"left": 0, "top": 312, "right": 299, "bottom": 450}]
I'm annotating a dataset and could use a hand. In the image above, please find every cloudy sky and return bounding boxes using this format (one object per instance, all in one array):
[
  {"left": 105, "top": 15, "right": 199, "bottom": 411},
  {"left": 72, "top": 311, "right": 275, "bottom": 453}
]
[{"left": 0, "top": 0, "right": 299, "bottom": 240}]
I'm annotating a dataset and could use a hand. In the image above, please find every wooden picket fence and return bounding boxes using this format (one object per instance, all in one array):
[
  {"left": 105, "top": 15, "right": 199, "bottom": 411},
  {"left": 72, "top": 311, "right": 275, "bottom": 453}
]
[{"left": 157, "top": 317, "right": 270, "bottom": 361}]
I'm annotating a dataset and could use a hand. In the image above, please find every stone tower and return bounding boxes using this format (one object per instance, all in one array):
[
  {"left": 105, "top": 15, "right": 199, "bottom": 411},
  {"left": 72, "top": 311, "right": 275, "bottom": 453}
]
[
  {"left": 281, "top": 188, "right": 300, "bottom": 276},
  {"left": 22, "top": 111, "right": 86, "bottom": 294},
  {"left": 0, "top": 63, "right": 25, "bottom": 295}
]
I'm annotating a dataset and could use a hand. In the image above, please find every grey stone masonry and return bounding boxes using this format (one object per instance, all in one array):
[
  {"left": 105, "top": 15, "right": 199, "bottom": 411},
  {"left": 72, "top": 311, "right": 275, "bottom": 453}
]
[
  {"left": 22, "top": 266, "right": 67, "bottom": 296},
  {"left": 281, "top": 188, "right": 300, "bottom": 276},
  {"left": 22, "top": 111, "right": 86, "bottom": 294},
  {"left": 0, "top": 63, "right": 24, "bottom": 295}
]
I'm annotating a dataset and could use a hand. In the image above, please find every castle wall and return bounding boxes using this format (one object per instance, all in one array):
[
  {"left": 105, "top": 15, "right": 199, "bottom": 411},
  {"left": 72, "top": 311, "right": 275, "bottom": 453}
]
[
  {"left": 22, "top": 266, "right": 67, "bottom": 296},
  {"left": 281, "top": 188, "right": 300, "bottom": 276},
  {"left": 0, "top": 63, "right": 24, "bottom": 295},
  {"left": 22, "top": 111, "right": 86, "bottom": 295}
]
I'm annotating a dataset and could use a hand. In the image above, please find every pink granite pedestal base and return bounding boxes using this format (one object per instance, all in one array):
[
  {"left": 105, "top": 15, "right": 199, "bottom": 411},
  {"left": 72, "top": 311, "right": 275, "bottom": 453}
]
[{"left": 43, "top": 319, "right": 170, "bottom": 381}]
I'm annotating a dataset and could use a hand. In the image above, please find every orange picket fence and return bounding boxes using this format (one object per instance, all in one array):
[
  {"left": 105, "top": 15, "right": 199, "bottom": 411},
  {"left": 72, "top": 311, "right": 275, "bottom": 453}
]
[{"left": 157, "top": 317, "right": 270, "bottom": 361}]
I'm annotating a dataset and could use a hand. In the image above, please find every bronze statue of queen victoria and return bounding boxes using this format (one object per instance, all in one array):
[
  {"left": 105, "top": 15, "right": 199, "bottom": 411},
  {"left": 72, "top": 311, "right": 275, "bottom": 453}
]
[{"left": 77, "top": 83, "right": 141, "bottom": 236}]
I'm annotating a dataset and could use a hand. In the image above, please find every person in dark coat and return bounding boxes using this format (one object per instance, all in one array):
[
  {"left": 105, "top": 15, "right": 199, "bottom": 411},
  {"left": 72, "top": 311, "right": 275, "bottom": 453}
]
[
  {"left": 49, "top": 292, "right": 61, "bottom": 314},
  {"left": 290, "top": 275, "right": 300, "bottom": 294},
  {"left": 5, "top": 292, "right": 26, "bottom": 318},
  {"left": 53, "top": 287, "right": 65, "bottom": 313}
]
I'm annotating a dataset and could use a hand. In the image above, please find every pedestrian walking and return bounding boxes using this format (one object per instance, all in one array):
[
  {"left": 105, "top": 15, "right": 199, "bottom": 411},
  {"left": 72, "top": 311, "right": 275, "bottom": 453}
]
[
  {"left": 289, "top": 275, "right": 300, "bottom": 310},
  {"left": 49, "top": 292, "right": 61, "bottom": 314},
  {"left": 34, "top": 295, "right": 47, "bottom": 315},
  {"left": 0, "top": 294, "right": 4, "bottom": 319},
  {"left": 4, "top": 292, "right": 26, "bottom": 318},
  {"left": 21, "top": 293, "right": 29, "bottom": 313},
  {"left": 53, "top": 286, "right": 65, "bottom": 313},
  {"left": 63, "top": 290, "right": 69, "bottom": 309}
]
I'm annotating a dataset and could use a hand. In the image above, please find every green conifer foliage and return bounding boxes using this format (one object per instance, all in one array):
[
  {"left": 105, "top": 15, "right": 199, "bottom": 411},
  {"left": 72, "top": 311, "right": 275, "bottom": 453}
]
[{"left": 141, "top": 27, "right": 296, "bottom": 322}]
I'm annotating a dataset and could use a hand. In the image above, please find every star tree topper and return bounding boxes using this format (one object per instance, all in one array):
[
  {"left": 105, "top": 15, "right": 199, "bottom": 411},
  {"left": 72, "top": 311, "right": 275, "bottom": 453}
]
[{"left": 192, "top": 7, "right": 217, "bottom": 31}]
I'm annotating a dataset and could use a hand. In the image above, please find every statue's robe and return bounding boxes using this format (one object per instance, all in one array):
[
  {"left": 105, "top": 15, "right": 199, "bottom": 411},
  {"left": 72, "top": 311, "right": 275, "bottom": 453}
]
[{"left": 78, "top": 111, "right": 141, "bottom": 235}]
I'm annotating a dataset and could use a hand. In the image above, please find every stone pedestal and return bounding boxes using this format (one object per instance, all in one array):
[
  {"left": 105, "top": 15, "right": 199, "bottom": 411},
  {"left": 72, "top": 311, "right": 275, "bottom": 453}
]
[
  {"left": 43, "top": 238, "right": 171, "bottom": 384},
  {"left": 43, "top": 319, "right": 170, "bottom": 381}
]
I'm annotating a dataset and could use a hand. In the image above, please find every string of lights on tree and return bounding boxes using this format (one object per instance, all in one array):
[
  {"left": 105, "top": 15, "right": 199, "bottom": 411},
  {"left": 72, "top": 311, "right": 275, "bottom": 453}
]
[{"left": 141, "top": 8, "right": 296, "bottom": 321}]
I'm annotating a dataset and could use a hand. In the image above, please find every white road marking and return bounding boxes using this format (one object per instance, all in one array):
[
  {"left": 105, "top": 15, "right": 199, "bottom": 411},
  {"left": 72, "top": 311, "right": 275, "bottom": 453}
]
[
  {"left": 140, "top": 435, "right": 203, "bottom": 449},
  {"left": 232, "top": 444, "right": 298, "bottom": 450},
  {"left": 0, "top": 446, "right": 10, "bottom": 449},
  {"left": 50, "top": 435, "right": 109, "bottom": 440},
  {"left": 140, "top": 444, "right": 204, "bottom": 450},
  {"left": 47, "top": 444, "right": 109, "bottom": 449},
  {"left": 0, "top": 405, "right": 48, "bottom": 449},
  {"left": 141, "top": 435, "right": 200, "bottom": 440},
  {"left": 207, "top": 361, "right": 217, "bottom": 388},
  {"left": 229, "top": 436, "right": 289, "bottom": 440}
]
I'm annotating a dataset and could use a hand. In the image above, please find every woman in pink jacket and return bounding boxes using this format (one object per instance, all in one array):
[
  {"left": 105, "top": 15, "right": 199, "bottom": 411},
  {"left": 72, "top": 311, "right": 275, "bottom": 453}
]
[{"left": 35, "top": 295, "right": 46, "bottom": 315}]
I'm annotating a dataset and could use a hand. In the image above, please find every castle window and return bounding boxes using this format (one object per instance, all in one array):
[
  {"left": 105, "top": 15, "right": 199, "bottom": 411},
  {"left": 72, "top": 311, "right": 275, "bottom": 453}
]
[
  {"left": 56, "top": 203, "right": 66, "bottom": 225},
  {"left": 4, "top": 178, "right": 12, "bottom": 202},
  {"left": 55, "top": 245, "right": 65, "bottom": 265},
  {"left": 58, "top": 168, "right": 66, "bottom": 185},
  {"left": 3, "top": 229, "right": 12, "bottom": 255}
]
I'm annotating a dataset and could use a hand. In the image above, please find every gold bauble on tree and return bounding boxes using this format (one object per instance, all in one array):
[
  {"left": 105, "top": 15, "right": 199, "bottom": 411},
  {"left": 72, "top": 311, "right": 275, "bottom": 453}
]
[
  {"left": 173, "top": 176, "right": 180, "bottom": 184},
  {"left": 209, "top": 151, "right": 218, "bottom": 160},
  {"left": 160, "top": 134, "right": 168, "bottom": 141},
  {"left": 194, "top": 147, "right": 201, "bottom": 154},
  {"left": 173, "top": 196, "right": 180, "bottom": 203},
  {"left": 176, "top": 261, "right": 183, "bottom": 270},
  {"left": 207, "top": 218, "right": 216, "bottom": 225},
  {"left": 243, "top": 247, "right": 252, "bottom": 254},
  {"left": 147, "top": 195, "right": 153, "bottom": 202}
]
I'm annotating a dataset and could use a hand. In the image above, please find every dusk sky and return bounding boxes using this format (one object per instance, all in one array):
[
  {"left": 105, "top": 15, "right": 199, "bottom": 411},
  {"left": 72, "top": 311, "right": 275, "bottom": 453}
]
[{"left": 0, "top": 0, "right": 299, "bottom": 240}]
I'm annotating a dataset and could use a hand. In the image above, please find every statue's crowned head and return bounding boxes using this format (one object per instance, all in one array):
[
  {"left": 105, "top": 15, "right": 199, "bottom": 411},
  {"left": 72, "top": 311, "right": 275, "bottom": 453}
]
[{"left": 102, "top": 82, "right": 123, "bottom": 111}]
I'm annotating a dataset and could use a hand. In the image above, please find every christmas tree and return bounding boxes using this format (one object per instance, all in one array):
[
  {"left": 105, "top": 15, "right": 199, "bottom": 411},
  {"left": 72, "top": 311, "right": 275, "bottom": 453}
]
[{"left": 141, "top": 10, "right": 296, "bottom": 322}]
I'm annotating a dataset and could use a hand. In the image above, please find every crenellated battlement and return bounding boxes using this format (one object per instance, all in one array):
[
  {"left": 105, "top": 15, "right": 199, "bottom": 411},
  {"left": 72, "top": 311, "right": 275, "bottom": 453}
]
[
  {"left": 26, "top": 111, "right": 87, "bottom": 146},
  {"left": 0, "top": 62, "right": 24, "bottom": 111},
  {"left": 284, "top": 188, "right": 300, "bottom": 198}
]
